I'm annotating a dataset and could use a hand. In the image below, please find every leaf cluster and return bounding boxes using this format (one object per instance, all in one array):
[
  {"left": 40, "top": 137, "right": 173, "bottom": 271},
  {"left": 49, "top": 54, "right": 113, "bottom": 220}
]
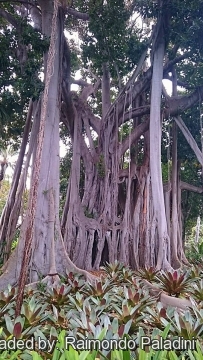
[
  {"left": 81, "top": 0, "right": 145, "bottom": 78},
  {"left": 0, "top": 12, "right": 48, "bottom": 145}
]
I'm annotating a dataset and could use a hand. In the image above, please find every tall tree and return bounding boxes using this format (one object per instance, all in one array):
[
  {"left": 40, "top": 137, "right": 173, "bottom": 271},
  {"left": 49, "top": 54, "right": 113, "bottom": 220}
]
[{"left": 0, "top": 0, "right": 203, "bottom": 292}]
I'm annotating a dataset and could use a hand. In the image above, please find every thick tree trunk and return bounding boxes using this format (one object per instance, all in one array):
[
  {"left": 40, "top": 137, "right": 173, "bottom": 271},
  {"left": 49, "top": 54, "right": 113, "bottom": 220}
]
[
  {"left": 0, "top": 1, "right": 95, "bottom": 291},
  {"left": 169, "top": 70, "right": 190, "bottom": 266},
  {"left": 170, "top": 69, "right": 180, "bottom": 268},
  {"left": 170, "top": 120, "right": 181, "bottom": 268},
  {"left": 58, "top": 4, "right": 202, "bottom": 271},
  {"left": 149, "top": 22, "right": 170, "bottom": 270}
]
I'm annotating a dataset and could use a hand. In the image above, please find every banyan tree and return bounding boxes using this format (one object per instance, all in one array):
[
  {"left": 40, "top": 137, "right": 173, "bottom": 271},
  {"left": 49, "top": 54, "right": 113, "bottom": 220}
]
[{"left": 0, "top": 0, "right": 203, "bottom": 294}]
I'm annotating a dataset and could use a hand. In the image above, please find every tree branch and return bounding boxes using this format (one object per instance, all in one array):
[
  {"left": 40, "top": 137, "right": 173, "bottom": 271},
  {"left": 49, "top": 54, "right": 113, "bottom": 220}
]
[
  {"left": 66, "top": 7, "right": 89, "bottom": 21},
  {"left": 180, "top": 181, "right": 203, "bottom": 193},
  {"left": 108, "top": 52, "right": 190, "bottom": 128},
  {"left": 119, "top": 120, "right": 149, "bottom": 156},
  {"left": 164, "top": 53, "right": 190, "bottom": 73},
  {"left": 0, "top": 7, "right": 20, "bottom": 28},
  {"left": 165, "top": 86, "right": 203, "bottom": 117},
  {"left": 163, "top": 73, "right": 195, "bottom": 90},
  {"left": 104, "top": 46, "right": 149, "bottom": 122},
  {"left": 174, "top": 115, "right": 203, "bottom": 166},
  {"left": 123, "top": 84, "right": 203, "bottom": 125},
  {"left": 121, "top": 105, "right": 150, "bottom": 125},
  {"left": 118, "top": 164, "right": 136, "bottom": 179},
  {"left": 71, "top": 78, "right": 90, "bottom": 87},
  {"left": 85, "top": 106, "right": 101, "bottom": 134},
  {"left": 80, "top": 79, "right": 101, "bottom": 102}
]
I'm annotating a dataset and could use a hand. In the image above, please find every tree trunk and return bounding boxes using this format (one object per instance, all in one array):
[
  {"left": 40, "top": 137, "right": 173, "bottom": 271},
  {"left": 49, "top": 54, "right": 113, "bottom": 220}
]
[
  {"left": 149, "top": 20, "right": 170, "bottom": 270},
  {"left": 0, "top": 1, "right": 95, "bottom": 291},
  {"left": 170, "top": 71, "right": 190, "bottom": 266},
  {"left": 170, "top": 69, "right": 181, "bottom": 268},
  {"left": 0, "top": 99, "right": 34, "bottom": 258}
]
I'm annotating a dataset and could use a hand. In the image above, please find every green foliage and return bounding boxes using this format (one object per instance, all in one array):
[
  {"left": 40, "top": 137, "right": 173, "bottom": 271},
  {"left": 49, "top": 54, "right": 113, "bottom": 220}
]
[
  {"left": 156, "top": 270, "right": 193, "bottom": 297},
  {"left": 192, "top": 279, "right": 203, "bottom": 302},
  {"left": 0, "top": 20, "right": 47, "bottom": 98},
  {"left": 136, "top": 267, "right": 160, "bottom": 282},
  {"left": 0, "top": 285, "right": 16, "bottom": 308},
  {"left": 119, "top": 122, "right": 133, "bottom": 143},
  {"left": 81, "top": 0, "right": 145, "bottom": 79},
  {"left": 0, "top": 180, "right": 10, "bottom": 215},
  {"left": 43, "top": 285, "right": 73, "bottom": 309},
  {"left": 101, "top": 261, "right": 126, "bottom": 279},
  {"left": 0, "top": 265, "right": 202, "bottom": 358},
  {"left": 161, "top": 108, "right": 203, "bottom": 240},
  {"left": 0, "top": 11, "right": 48, "bottom": 146},
  {"left": 186, "top": 240, "right": 203, "bottom": 265},
  {"left": 83, "top": 0, "right": 128, "bottom": 73},
  {"left": 59, "top": 139, "right": 74, "bottom": 212},
  {"left": 162, "top": 308, "right": 203, "bottom": 340},
  {"left": 83, "top": 278, "right": 114, "bottom": 299},
  {"left": 161, "top": 162, "right": 172, "bottom": 183},
  {"left": 137, "top": 0, "right": 203, "bottom": 59},
  {"left": 11, "top": 238, "right": 18, "bottom": 251}
]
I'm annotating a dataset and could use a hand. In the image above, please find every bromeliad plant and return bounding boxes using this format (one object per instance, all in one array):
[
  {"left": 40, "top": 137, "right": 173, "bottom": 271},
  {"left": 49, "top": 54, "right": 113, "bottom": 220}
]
[
  {"left": 111, "top": 292, "right": 153, "bottom": 334},
  {"left": 0, "top": 263, "right": 203, "bottom": 358},
  {"left": 161, "top": 308, "right": 203, "bottom": 340},
  {"left": 191, "top": 279, "right": 203, "bottom": 303},
  {"left": 123, "top": 287, "right": 155, "bottom": 310},
  {"left": 145, "top": 302, "right": 169, "bottom": 331},
  {"left": 0, "top": 285, "right": 16, "bottom": 307},
  {"left": 65, "top": 272, "right": 86, "bottom": 292},
  {"left": 21, "top": 296, "right": 50, "bottom": 327},
  {"left": 42, "top": 284, "right": 73, "bottom": 309},
  {"left": 136, "top": 267, "right": 160, "bottom": 282},
  {"left": 155, "top": 270, "right": 194, "bottom": 297},
  {"left": 101, "top": 261, "right": 126, "bottom": 281},
  {"left": 1, "top": 315, "right": 41, "bottom": 340},
  {"left": 83, "top": 278, "right": 115, "bottom": 299}
]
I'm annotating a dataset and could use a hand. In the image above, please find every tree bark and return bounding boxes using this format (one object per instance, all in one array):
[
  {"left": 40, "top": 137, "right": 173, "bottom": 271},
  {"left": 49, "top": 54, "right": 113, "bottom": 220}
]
[
  {"left": 170, "top": 69, "right": 181, "bottom": 268},
  {"left": 149, "top": 19, "right": 170, "bottom": 270},
  {"left": 0, "top": 1, "right": 96, "bottom": 292},
  {"left": 0, "top": 99, "right": 34, "bottom": 257}
]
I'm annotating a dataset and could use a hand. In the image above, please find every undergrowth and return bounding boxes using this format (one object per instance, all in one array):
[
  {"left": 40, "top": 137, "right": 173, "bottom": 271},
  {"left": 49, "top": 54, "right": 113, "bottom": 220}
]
[{"left": 0, "top": 263, "right": 203, "bottom": 359}]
